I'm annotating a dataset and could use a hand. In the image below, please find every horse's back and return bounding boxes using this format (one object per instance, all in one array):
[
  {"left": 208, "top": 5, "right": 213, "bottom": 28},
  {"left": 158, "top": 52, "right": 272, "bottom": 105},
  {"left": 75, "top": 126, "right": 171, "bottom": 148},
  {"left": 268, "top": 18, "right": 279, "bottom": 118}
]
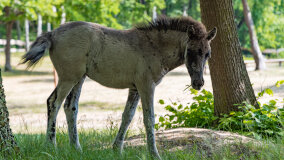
[
  {"left": 50, "top": 21, "right": 104, "bottom": 82},
  {"left": 48, "top": 21, "right": 151, "bottom": 89}
]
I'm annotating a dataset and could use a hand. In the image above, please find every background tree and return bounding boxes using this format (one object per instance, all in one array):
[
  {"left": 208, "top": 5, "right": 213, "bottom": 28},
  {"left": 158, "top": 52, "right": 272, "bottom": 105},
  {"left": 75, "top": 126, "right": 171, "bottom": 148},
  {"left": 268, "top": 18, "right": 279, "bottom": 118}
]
[
  {"left": 0, "top": 0, "right": 61, "bottom": 71},
  {"left": 241, "top": 0, "right": 266, "bottom": 70},
  {"left": 234, "top": 0, "right": 284, "bottom": 54},
  {"left": 1, "top": 5, "right": 23, "bottom": 71},
  {"left": 0, "top": 68, "right": 18, "bottom": 153},
  {"left": 162, "top": 0, "right": 200, "bottom": 20},
  {"left": 200, "top": 0, "right": 258, "bottom": 116}
]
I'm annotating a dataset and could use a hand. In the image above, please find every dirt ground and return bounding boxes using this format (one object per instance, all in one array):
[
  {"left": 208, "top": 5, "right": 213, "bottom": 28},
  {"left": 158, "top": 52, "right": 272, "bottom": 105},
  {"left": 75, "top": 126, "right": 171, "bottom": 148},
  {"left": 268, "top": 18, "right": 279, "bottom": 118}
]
[{"left": 2, "top": 56, "right": 284, "bottom": 133}]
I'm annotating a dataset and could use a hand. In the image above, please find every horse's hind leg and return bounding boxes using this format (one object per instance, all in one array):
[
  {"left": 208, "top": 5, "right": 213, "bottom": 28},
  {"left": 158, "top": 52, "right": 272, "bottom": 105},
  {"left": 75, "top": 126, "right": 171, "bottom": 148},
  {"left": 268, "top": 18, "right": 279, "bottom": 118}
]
[
  {"left": 113, "top": 88, "right": 140, "bottom": 153},
  {"left": 46, "top": 79, "right": 79, "bottom": 146},
  {"left": 63, "top": 76, "right": 86, "bottom": 150}
]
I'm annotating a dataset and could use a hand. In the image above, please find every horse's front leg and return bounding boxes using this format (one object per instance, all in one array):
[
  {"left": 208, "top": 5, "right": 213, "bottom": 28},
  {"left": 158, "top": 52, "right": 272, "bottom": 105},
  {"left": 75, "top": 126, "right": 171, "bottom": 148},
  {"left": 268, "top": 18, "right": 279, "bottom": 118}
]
[
  {"left": 63, "top": 76, "right": 85, "bottom": 150},
  {"left": 137, "top": 82, "right": 161, "bottom": 160},
  {"left": 113, "top": 88, "right": 140, "bottom": 153}
]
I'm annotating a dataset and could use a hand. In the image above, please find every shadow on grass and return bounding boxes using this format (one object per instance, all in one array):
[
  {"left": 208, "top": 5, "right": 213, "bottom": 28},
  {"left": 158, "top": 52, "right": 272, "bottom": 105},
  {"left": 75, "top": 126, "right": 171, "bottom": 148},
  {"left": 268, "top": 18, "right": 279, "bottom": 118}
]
[{"left": 2, "top": 68, "right": 52, "bottom": 77}]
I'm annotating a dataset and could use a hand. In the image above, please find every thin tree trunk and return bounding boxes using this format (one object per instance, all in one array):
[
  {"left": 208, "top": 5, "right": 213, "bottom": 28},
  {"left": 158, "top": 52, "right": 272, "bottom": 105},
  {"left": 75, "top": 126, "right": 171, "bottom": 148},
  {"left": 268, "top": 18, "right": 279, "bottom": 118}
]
[
  {"left": 153, "top": 6, "right": 157, "bottom": 21},
  {"left": 0, "top": 69, "right": 18, "bottom": 153},
  {"left": 16, "top": 21, "right": 21, "bottom": 40},
  {"left": 161, "top": 0, "right": 167, "bottom": 15},
  {"left": 47, "top": 22, "right": 51, "bottom": 32},
  {"left": 183, "top": 6, "right": 188, "bottom": 16},
  {"left": 140, "top": 0, "right": 146, "bottom": 4},
  {"left": 4, "top": 21, "right": 14, "bottom": 72},
  {"left": 25, "top": 19, "right": 30, "bottom": 51},
  {"left": 37, "top": 14, "right": 42, "bottom": 37},
  {"left": 237, "top": 16, "right": 245, "bottom": 29},
  {"left": 60, "top": 6, "right": 66, "bottom": 24},
  {"left": 200, "top": 0, "right": 258, "bottom": 116},
  {"left": 188, "top": 0, "right": 192, "bottom": 15},
  {"left": 242, "top": 0, "right": 266, "bottom": 70}
]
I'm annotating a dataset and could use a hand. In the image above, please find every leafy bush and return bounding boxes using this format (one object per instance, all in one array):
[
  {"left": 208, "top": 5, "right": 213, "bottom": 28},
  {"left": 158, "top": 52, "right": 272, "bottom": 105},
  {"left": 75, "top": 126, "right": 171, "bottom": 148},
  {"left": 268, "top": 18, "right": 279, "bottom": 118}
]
[
  {"left": 218, "top": 101, "right": 284, "bottom": 139},
  {"left": 155, "top": 89, "right": 217, "bottom": 129},
  {"left": 156, "top": 81, "right": 284, "bottom": 139}
]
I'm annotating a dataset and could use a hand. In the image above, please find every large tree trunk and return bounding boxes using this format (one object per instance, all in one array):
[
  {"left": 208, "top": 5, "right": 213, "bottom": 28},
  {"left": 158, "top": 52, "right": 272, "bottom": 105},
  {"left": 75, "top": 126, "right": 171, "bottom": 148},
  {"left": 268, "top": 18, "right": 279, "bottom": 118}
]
[
  {"left": 0, "top": 69, "right": 18, "bottom": 153},
  {"left": 200, "top": 0, "right": 258, "bottom": 116},
  {"left": 4, "top": 21, "right": 14, "bottom": 72},
  {"left": 242, "top": 0, "right": 266, "bottom": 70}
]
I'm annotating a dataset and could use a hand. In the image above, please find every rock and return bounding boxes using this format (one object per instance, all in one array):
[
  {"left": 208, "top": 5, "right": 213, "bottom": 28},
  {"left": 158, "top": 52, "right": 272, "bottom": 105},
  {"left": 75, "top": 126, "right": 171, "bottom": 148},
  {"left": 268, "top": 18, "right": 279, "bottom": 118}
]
[{"left": 125, "top": 128, "right": 259, "bottom": 158}]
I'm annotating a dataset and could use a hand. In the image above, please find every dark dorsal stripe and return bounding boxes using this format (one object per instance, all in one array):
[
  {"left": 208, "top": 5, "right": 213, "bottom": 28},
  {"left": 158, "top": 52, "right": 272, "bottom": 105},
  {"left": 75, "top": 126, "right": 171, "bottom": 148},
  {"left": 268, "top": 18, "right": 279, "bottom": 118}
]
[{"left": 135, "top": 16, "right": 207, "bottom": 39}]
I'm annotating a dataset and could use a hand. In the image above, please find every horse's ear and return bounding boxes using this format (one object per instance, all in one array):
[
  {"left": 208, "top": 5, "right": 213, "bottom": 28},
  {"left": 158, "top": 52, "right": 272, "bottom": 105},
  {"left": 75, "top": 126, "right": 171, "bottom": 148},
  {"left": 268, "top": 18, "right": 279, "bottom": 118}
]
[
  {"left": 207, "top": 27, "right": 217, "bottom": 41},
  {"left": 187, "top": 25, "right": 195, "bottom": 38}
]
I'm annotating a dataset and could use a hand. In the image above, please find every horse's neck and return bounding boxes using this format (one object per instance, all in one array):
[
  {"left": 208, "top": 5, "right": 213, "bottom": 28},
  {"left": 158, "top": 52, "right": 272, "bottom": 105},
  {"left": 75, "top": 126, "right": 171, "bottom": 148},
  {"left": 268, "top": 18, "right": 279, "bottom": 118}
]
[{"left": 145, "top": 30, "right": 187, "bottom": 70}]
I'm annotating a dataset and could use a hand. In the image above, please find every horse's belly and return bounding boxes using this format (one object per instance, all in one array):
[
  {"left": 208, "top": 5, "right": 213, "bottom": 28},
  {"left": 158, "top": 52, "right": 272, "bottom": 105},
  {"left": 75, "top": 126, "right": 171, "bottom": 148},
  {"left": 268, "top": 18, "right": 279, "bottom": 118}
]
[
  {"left": 87, "top": 72, "right": 133, "bottom": 89},
  {"left": 86, "top": 54, "right": 138, "bottom": 89}
]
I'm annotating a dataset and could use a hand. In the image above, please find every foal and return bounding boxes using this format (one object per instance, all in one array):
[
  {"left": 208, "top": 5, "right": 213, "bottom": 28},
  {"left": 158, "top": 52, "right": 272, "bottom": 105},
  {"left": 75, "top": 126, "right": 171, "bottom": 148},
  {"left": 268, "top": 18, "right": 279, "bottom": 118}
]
[{"left": 22, "top": 16, "right": 216, "bottom": 159}]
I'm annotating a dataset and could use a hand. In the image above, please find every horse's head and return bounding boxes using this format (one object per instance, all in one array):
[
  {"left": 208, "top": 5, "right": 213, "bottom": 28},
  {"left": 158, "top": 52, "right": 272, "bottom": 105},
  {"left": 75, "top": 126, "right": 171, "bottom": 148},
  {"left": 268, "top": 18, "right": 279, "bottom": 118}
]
[{"left": 184, "top": 27, "right": 217, "bottom": 90}]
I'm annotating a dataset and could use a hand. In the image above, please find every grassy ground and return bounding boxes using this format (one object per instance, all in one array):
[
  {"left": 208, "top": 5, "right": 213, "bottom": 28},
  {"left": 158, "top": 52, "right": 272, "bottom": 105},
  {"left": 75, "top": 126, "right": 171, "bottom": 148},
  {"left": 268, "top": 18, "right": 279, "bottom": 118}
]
[{"left": 1, "top": 128, "right": 283, "bottom": 160}]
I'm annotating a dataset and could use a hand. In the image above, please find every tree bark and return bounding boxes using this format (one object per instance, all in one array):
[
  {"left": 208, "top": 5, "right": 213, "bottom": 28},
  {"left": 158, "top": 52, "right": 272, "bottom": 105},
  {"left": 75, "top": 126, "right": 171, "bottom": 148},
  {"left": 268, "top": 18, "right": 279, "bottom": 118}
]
[
  {"left": 242, "top": 0, "right": 266, "bottom": 70},
  {"left": 3, "top": 7, "right": 13, "bottom": 72},
  {"left": 200, "top": 0, "right": 258, "bottom": 116},
  {"left": 4, "top": 21, "right": 14, "bottom": 72},
  {"left": 0, "top": 69, "right": 18, "bottom": 153}
]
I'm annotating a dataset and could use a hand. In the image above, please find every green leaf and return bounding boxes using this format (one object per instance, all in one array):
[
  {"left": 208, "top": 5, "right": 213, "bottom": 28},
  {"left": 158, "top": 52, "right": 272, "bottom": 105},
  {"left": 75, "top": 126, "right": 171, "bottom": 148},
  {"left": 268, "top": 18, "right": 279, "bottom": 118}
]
[
  {"left": 264, "top": 88, "right": 274, "bottom": 96},
  {"left": 275, "top": 80, "right": 284, "bottom": 87},
  {"left": 177, "top": 104, "right": 183, "bottom": 110},
  {"left": 159, "top": 116, "right": 165, "bottom": 122},
  {"left": 264, "top": 130, "right": 274, "bottom": 134},
  {"left": 243, "top": 120, "right": 253, "bottom": 124},
  {"left": 159, "top": 99, "right": 164, "bottom": 104},
  {"left": 190, "top": 88, "right": 198, "bottom": 95},
  {"left": 269, "top": 100, "right": 276, "bottom": 106},
  {"left": 229, "top": 111, "right": 235, "bottom": 115}
]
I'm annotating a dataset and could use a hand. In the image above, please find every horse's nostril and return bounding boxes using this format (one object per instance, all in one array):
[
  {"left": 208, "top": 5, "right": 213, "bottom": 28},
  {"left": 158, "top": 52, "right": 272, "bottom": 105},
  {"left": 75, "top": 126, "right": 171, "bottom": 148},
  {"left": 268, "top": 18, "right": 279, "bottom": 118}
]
[{"left": 193, "top": 79, "right": 204, "bottom": 87}]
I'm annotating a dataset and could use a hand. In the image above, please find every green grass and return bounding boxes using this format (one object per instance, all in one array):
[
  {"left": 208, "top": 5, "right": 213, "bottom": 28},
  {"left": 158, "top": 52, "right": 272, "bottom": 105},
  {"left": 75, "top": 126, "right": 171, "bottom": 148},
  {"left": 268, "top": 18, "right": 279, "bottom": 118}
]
[{"left": 1, "top": 128, "right": 283, "bottom": 160}]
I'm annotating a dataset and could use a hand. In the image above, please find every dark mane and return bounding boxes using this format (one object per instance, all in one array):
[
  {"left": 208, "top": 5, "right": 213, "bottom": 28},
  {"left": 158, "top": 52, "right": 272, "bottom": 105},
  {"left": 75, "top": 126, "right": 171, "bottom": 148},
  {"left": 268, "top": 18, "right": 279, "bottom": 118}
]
[{"left": 136, "top": 16, "right": 207, "bottom": 39}]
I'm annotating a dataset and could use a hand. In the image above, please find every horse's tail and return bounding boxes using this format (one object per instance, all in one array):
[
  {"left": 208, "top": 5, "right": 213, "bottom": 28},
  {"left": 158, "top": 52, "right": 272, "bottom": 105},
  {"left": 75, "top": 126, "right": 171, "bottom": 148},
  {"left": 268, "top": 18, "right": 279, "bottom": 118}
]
[{"left": 21, "top": 32, "right": 52, "bottom": 68}]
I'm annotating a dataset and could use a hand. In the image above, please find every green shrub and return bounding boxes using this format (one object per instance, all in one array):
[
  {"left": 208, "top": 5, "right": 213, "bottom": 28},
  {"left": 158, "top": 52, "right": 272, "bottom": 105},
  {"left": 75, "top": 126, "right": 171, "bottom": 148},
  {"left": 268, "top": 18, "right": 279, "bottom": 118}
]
[
  {"left": 156, "top": 81, "right": 284, "bottom": 139},
  {"left": 155, "top": 88, "right": 217, "bottom": 129}
]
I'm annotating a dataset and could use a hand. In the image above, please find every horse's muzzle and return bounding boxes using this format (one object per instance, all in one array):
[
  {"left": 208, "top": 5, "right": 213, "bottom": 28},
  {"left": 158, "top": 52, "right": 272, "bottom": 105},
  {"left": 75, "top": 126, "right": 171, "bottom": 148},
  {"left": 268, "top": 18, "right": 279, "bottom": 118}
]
[{"left": 192, "top": 79, "right": 204, "bottom": 90}]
